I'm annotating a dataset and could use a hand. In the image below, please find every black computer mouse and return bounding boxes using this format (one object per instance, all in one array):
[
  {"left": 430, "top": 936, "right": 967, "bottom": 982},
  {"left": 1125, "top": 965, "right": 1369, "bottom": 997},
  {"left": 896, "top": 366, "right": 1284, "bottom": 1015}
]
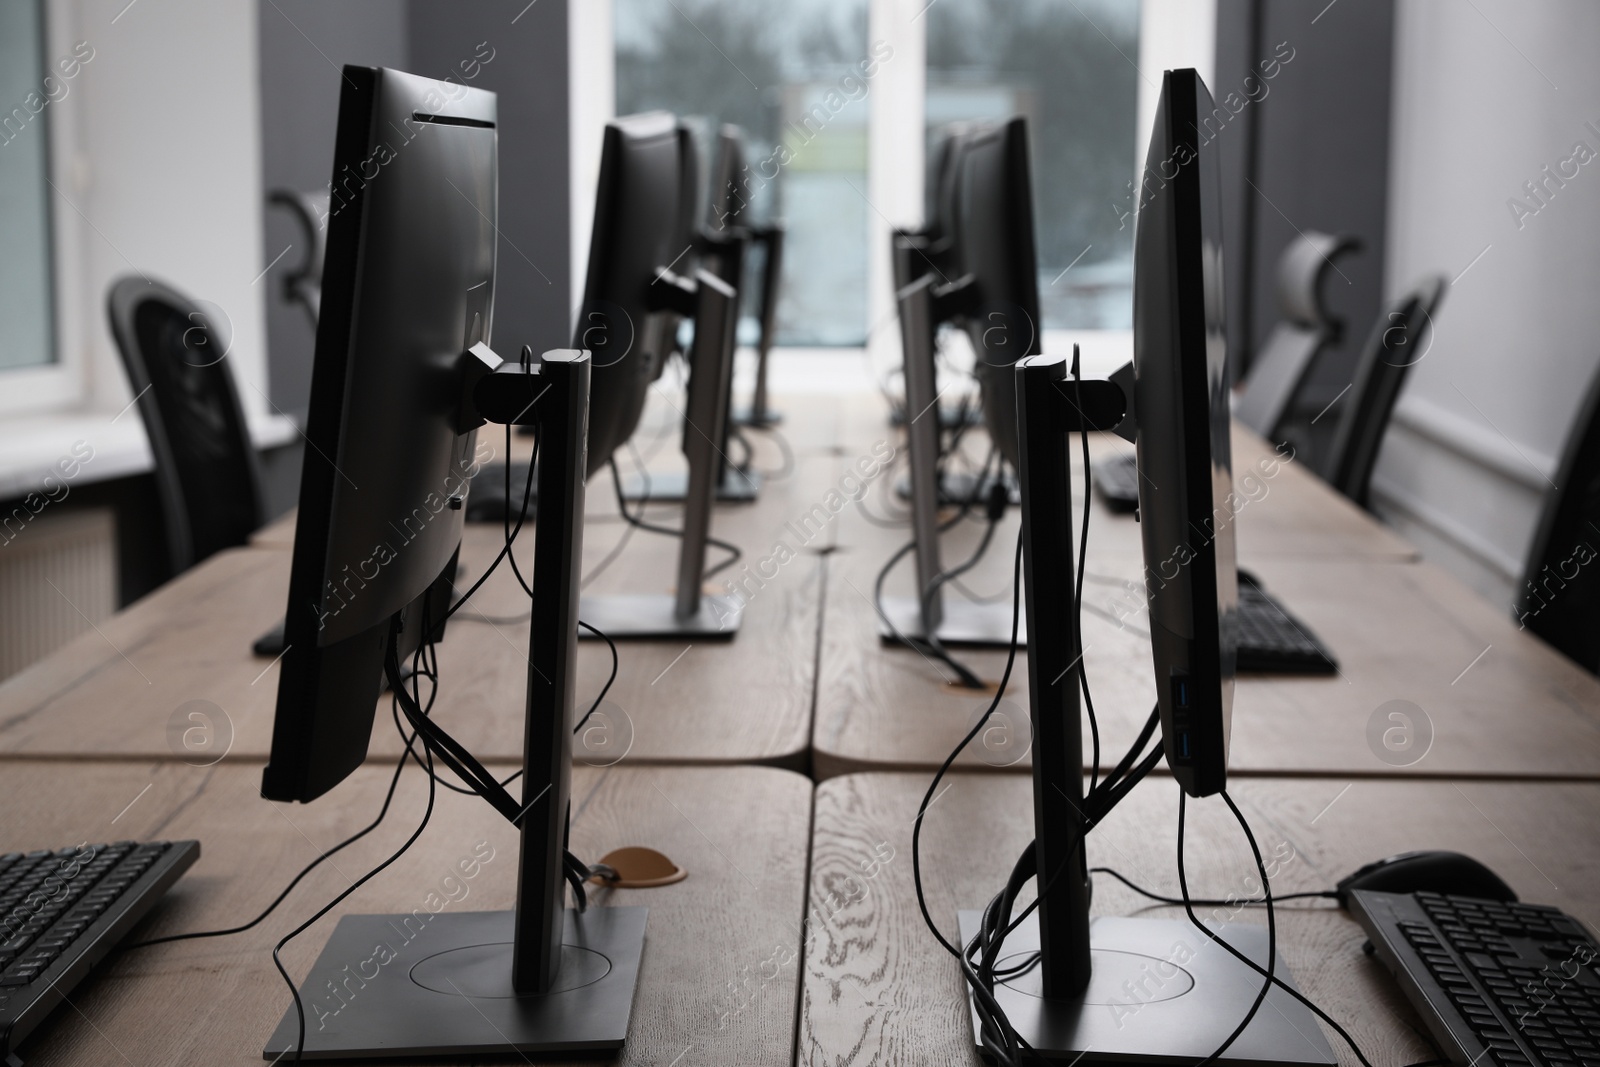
[{"left": 1336, "top": 850, "right": 1517, "bottom": 906}]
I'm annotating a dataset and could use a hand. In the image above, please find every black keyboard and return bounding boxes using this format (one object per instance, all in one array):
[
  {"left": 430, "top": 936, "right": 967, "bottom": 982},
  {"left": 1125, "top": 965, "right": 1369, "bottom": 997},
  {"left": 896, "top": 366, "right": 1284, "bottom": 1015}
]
[
  {"left": 1351, "top": 889, "right": 1600, "bottom": 1067},
  {"left": 0, "top": 840, "right": 199, "bottom": 1056},
  {"left": 1091, "top": 453, "right": 1141, "bottom": 513},
  {"left": 466, "top": 461, "right": 536, "bottom": 523},
  {"left": 1236, "top": 574, "right": 1339, "bottom": 673}
]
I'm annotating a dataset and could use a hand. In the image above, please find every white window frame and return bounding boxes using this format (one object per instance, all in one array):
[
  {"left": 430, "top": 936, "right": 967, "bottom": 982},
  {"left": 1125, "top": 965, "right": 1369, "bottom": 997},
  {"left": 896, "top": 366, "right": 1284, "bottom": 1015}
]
[
  {"left": 577, "top": 0, "right": 1214, "bottom": 374},
  {"left": 0, "top": 0, "right": 90, "bottom": 417}
]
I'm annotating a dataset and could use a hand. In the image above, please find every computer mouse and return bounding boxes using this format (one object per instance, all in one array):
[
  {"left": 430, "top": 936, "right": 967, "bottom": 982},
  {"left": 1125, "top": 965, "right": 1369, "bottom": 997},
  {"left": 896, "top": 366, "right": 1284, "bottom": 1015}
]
[{"left": 1336, "top": 850, "right": 1517, "bottom": 906}]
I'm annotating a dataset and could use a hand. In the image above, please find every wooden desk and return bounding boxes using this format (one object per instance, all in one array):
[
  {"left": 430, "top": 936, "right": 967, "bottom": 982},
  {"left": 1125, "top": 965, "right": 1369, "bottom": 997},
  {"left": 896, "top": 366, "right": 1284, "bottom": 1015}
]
[
  {"left": 812, "top": 394, "right": 1600, "bottom": 780},
  {"left": 0, "top": 415, "right": 832, "bottom": 767},
  {"left": 827, "top": 391, "right": 1421, "bottom": 563},
  {"left": 813, "top": 547, "right": 1600, "bottom": 780},
  {"left": 3, "top": 761, "right": 812, "bottom": 1065},
  {"left": 800, "top": 772, "right": 1600, "bottom": 1066}
]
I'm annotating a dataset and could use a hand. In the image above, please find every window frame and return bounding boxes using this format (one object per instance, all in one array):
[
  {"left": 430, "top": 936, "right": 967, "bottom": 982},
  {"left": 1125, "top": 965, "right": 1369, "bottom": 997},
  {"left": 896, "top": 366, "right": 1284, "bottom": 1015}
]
[
  {"left": 580, "top": 0, "right": 1214, "bottom": 363},
  {"left": 0, "top": 0, "right": 90, "bottom": 417}
]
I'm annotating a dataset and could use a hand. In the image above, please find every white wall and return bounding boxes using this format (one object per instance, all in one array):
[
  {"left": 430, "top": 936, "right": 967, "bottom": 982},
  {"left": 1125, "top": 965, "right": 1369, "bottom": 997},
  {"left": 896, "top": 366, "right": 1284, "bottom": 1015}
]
[
  {"left": 53, "top": 0, "right": 266, "bottom": 417},
  {"left": 1136, "top": 0, "right": 1215, "bottom": 176},
  {"left": 1374, "top": 0, "right": 1600, "bottom": 608}
]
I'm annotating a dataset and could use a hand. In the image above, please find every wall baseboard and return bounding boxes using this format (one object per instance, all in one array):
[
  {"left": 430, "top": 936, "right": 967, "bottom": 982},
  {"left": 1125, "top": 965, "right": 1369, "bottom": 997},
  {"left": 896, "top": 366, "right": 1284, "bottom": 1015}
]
[{"left": 1390, "top": 395, "right": 1557, "bottom": 491}]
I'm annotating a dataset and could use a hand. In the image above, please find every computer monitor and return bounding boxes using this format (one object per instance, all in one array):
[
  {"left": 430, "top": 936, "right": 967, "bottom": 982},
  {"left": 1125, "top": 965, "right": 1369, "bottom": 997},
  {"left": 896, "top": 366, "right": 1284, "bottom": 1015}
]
[
  {"left": 878, "top": 119, "right": 1034, "bottom": 650},
  {"left": 262, "top": 67, "right": 497, "bottom": 805},
  {"left": 260, "top": 67, "right": 643, "bottom": 1059},
  {"left": 967, "top": 70, "right": 1333, "bottom": 1063},
  {"left": 575, "top": 111, "right": 690, "bottom": 475},
  {"left": 576, "top": 112, "right": 745, "bottom": 636},
  {"left": 950, "top": 116, "right": 1043, "bottom": 471}
]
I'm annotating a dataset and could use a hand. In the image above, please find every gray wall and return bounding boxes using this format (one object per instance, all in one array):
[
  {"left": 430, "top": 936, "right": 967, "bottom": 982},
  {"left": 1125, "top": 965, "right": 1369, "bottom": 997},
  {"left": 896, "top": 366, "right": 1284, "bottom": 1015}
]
[
  {"left": 1215, "top": 0, "right": 1394, "bottom": 417},
  {"left": 257, "top": 0, "right": 570, "bottom": 423},
  {"left": 407, "top": 0, "right": 571, "bottom": 364},
  {"left": 258, "top": 1, "right": 409, "bottom": 420}
]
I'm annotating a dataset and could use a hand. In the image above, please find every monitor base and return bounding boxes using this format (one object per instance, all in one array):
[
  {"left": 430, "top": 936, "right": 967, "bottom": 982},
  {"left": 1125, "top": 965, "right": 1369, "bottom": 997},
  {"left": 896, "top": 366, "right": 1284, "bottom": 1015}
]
[
  {"left": 893, "top": 470, "right": 1020, "bottom": 507},
  {"left": 579, "top": 593, "right": 743, "bottom": 638},
  {"left": 263, "top": 907, "right": 647, "bottom": 1060},
  {"left": 954, "top": 912, "right": 1337, "bottom": 1065},
  {"left": 620, "top": 467, "right": 759, "bottom": 503},
  {"left": 878, "top": 595, "right": 1025, "bottom": 647},
  {"left": 733, "top": 404, "right": 783, "bottom": 427}
]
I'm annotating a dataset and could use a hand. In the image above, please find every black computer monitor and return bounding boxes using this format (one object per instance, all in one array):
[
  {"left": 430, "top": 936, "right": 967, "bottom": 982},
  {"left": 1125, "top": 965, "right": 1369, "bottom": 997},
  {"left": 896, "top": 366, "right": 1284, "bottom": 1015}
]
[
  {"left": 258, "top": 68, "right": 644, "bottom": 1060},
  {"left": 575, "top": 113, "right": 746, "bottom": 637},
  {"left": 978, "top": 70, "right": 1331, "bottom": 1063},
  {"left": 1131, "top": 72, "right": 1238, "bottom": 800},
  {"left": 575, "top": 111, "right": 693, "bottom": 473},
  {"left": 707, "top": 123, "right": 745, "bottom": 233},
  {"left": 951, "top": 116, "right": 1043, "bottom": 470},
  {"left": 262, "top": 67, "right": 496, "bottom": 805}
]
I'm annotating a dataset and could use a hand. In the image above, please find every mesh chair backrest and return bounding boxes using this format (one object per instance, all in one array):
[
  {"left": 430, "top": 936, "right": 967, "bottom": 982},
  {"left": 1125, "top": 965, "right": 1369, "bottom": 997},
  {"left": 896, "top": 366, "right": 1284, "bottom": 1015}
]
[
  {"left": 1517, "top": 362, "right": 1600, "bottom": 673},
  {"left": 107, "top": 276, "right": 265, "bottom": 574},
  {"left": 1322, "top": 275, "right": 1448, "bottom": 509}
]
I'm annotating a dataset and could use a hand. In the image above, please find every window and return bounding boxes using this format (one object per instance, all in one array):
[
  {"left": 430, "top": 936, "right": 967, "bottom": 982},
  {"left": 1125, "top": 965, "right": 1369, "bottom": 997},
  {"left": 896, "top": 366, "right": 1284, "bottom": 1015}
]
[
  {"left": 0, "top": 0, "right": 57, "bottom": 373},
  {"left": 615, "top": 0, "right": 871, "bottom": 346},
  {"left": 926, "top": 0, "right": 1139, "bottom": 330},
  {"left": 607, "top": 0, "right": 1143, "bottom": 347}
]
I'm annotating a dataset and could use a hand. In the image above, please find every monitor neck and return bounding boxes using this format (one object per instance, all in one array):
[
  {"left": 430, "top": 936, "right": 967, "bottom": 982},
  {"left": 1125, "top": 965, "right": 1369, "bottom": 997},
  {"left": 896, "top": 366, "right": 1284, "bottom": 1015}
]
[
  {"left": 506, "top": 350, "right": 591, "bottom": 994},
  {"left": 1015, "top": 353, "right": 1093, "bottom": 996}
]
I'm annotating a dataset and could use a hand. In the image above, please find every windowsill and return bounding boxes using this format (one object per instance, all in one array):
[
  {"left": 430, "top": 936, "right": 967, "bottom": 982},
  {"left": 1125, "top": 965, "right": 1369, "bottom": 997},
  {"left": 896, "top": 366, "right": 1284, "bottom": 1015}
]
[{"left": 0, "top": 409, "right": 300, "bottom": 501}]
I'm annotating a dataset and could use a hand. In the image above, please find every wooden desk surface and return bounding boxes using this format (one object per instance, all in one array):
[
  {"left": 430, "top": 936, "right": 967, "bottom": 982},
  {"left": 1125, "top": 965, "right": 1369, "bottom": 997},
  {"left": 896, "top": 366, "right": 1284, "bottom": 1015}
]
[
  {"left": 826, "top": 390, "right": 1421, "bottom": 563},
  {"left": 811, "top": 393, "right": 1600, "bottom": 780},
  {"left": 801, "top": 772, "right": 1600, "bottom": 1066},
  {"left": 0, "top": 412, "right": 834, "bottom": 767},
  {"left": 4, "top": 761, "right": 812, "bottom": 1066},
  {"left": 813, "top": 546, "right": 1600, "bottom": 779}
]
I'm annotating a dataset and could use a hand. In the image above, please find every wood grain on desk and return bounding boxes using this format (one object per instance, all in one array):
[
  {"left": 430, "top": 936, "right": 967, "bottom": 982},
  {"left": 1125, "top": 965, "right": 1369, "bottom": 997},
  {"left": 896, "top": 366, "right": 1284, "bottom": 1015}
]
[
  {"left": 2, "top": 761, "right": 812, "bottom": 1066},
  {"left": 813, "top": 546, "right": 1600, "bottom": 779},
  {"left": 801, "top": 772, "right": 1600, "bottom": 1066},
  {"left": 827, "top": 391, "right": 1421, "bottom": 563},
  {"left": 0, "top": 424, "right": 831, "bottom": 767},
  {"left": 811, "top": 395, "right": 1600, "bottom": 779}
]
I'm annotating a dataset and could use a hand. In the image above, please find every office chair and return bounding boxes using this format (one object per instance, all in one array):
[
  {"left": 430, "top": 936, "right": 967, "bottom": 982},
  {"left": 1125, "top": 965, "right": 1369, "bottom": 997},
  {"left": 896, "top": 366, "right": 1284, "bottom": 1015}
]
[
  {"left": 106, "top": 276, "right": 266, "bottom": 577},
  {"left": 267, "top": 189, "right": 329, "bottom": 331},
  {"left": 1320, "top": 275, "right": 1449, "bottom": 509},
  {"left": 1234, "top": 230, "right": 1362, "bottom": 443},
  {"left": 1516, "top": 360, "right": 1600, "bottom": 673}
]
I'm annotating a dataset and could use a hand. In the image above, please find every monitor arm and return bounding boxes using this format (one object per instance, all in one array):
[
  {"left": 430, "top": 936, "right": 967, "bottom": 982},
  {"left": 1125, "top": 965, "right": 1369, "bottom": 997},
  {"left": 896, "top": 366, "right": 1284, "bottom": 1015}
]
[{"left": 447, "top": 347, "right": 596, "bottom": 993}]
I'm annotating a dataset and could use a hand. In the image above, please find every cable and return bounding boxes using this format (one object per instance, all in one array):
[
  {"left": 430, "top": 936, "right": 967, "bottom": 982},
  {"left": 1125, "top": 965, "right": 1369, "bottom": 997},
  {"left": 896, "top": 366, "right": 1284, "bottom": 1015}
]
[
  {"left": 574, "top": 620, "right": 619, "bottom": 733},
  {"left": 1177, "top": 790, "right": 1385, "bottom": 1067},
  {"left": 1072, "top": 353, "right": 1101, "bottom": 792},
  {"left": 911, "top": 530, "right": 1026, "bottom": 958},
  {"left": 273, "top": 627, "right": 441, "bottom": 1061},
  {"left": 1091, "top": 866, "right": 1336, "bottom": 907},
  {"left": 745, "top": 420, "right": 794, "bottom": 480},
  {"left": 871, "top": 448, "right": 1004, "bottom": 689},
  {"left": 1177, "top": 787, "right": 1276, "bottom": 1066},
  {"left": 608, "top": 457, "right": 743, "bottom": 580},
  {"left": 121, "top": 689, "right": 431, "bottom": 951}
]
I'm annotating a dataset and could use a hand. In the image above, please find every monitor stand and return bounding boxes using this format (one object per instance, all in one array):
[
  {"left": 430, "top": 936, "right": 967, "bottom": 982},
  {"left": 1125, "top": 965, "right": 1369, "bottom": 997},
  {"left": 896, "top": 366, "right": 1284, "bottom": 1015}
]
[
  {"left": 262, "top": 909, "right": 646, "bottom": 1059},
  {"left": 584, "top": 268, "right": 744, "bottom": 638},
  {"left": 960, "top": 354, "right": 1335, "bottom": 1066},
  {"left": 263, "top": 351, "right": 646, "bottom": 1060},
  {"left": 892, "top": 468, "right": 1019, "bottom": 507},
  {"left": 618, "top": 464, "right": 759, "bottom": 503},
  {"left": 954, "top": 913, "right": 1337, "bottom": 1064},
  {"left": 885, "top": 274, "right": 1014, "bottom": 648},
  {"left": 734, "top": 222, "right": 785, "bottom": 428}
]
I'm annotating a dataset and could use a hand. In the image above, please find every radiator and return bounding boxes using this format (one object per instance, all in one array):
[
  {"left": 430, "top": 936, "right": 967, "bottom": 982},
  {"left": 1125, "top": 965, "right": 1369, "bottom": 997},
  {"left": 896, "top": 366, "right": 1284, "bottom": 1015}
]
[{"left": 0, "top": 507, "right": 118, "bottom": 682}]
